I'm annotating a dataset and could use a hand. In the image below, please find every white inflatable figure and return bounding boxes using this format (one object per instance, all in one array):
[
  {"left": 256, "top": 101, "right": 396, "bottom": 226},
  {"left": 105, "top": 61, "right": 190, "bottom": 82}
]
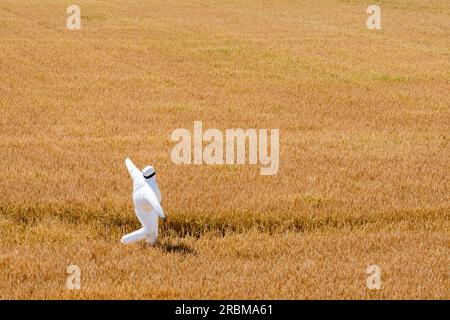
[{"left": 121, "top": 158, "right": 165, "bottom": 245}]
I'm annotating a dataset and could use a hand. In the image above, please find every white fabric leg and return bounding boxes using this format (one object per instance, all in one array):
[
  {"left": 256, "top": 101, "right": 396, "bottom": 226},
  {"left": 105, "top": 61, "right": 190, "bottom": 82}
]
[{"left": 121, "top": 227, "right": 148, "bottom": 244}]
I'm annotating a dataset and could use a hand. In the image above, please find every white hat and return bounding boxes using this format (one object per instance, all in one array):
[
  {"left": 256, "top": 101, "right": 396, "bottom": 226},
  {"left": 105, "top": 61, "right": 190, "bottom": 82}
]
[{"left": 142, "top": 165, "right": 156, "bottom": 179}]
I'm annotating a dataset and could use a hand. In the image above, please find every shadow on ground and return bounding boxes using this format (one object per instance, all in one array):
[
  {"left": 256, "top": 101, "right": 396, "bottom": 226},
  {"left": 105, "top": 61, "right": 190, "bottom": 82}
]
[{"left": 158, "top": 240, "right": 197, "bottom": 255}]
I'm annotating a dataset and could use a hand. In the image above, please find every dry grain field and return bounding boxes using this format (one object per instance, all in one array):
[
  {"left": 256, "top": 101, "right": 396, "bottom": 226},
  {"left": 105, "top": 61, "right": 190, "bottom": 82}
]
[{"left": 0, "top": 0, "right": 449, "bottom": 299}]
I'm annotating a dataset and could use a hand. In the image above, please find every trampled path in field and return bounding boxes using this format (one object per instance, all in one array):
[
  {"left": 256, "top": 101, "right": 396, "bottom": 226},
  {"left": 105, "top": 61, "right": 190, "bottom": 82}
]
[{"left": 0, "top": 208, "right": 448, "bottom": 299}]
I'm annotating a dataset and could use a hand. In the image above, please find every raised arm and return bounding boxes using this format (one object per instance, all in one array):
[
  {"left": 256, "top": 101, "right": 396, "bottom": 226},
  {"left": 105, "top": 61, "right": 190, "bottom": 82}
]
[{"left": 125, "top": 158, "right": 142, "bottom": 181}]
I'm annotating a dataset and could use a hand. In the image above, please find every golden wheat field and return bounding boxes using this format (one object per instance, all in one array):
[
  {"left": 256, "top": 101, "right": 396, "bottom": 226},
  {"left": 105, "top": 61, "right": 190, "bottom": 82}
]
[{"left": 0, "top": 0, "right": 449, "bottom": 299}]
